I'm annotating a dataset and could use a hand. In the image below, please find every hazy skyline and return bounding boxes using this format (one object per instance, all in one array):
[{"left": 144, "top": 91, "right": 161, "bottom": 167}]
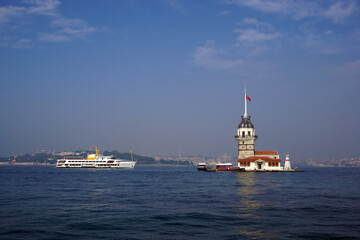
[{"left": 1, "top": 0, "right": 360, "bottom": 161}]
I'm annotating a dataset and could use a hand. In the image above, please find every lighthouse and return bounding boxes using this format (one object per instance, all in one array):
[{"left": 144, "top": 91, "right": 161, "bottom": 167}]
[
  {"left": 234, "top": 88, "right": 258, "bottom": 159},
  {"left": 284, "top": 154, "right": 291, "bottom": 170},
  {"left": 235, "top": 88, "right": 283, "bottom": 171}
]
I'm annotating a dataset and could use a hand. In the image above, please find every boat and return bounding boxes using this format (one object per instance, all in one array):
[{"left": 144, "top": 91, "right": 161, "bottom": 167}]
[
  {"left": 197, "top": 162, "right": 245, "bottom": 172},
  {"left": 56, "top": 146, "right": 136, "bottom": 169},
  {"left": 197, "top": 162, "right": 207, "bottom": 171},
  {"left": 215, "top": 162, "right": 245, "bottom": 172}
]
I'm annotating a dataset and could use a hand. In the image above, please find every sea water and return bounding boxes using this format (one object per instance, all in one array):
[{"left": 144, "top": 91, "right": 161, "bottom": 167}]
[{"left": 0, "top": 166, "right": 359, "bottom": 240}]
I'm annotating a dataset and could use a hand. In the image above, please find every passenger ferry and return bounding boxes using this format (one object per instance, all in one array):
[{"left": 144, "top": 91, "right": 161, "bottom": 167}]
[{"left": 56, "top": 146, "right": 136, "bottom": 169}]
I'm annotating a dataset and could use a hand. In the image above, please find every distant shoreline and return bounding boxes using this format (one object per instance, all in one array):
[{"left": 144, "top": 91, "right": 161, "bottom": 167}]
[{"left": 0, "top": 162, "right": 53, "bottom": 166}]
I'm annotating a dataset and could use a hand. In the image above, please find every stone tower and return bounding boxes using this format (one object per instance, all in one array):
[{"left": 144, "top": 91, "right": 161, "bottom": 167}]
[{"left": 235, "top": 88, "right": 258, "bottom": 159}]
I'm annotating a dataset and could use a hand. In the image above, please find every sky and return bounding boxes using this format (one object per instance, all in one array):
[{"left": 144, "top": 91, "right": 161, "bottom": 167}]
[{"left": 0, "top": 0, "right": 360, "bottom": 161}]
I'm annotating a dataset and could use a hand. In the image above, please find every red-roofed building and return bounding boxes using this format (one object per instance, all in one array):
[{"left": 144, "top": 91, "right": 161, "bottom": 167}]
[
  {"left": 237, "top": 156, "right": 283, "bottom": 171},
  {"left": 255, "top": 151, "right": 278, "bottom": 156}
]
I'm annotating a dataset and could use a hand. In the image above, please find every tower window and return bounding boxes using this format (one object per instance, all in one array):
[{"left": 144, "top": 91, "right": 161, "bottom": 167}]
[
  {"left": 242, "top": 131, "right": 245, "bottom": 137},
  {"left": 248, "top": 131, "right": 251, "bottom": 136}
]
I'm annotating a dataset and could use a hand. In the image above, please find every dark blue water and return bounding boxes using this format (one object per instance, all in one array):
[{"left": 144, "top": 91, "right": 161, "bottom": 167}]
[{"left": 0, "top": 166, "right": 359, "bottom": 240}]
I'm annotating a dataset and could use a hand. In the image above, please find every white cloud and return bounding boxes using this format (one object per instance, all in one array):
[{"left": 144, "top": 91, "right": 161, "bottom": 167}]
[
  {"left": 229, "top": 0, "right": 290, "bottom": 13},
  {"left": 323, "top": 30, "right": 335, "bottom": 35},
  {"left": 242, "top": 18, "right": 273, "bottom": 30},
  {"left": 219, "top": 10, "right": 231, "bottom": 16},
  {"left": 51, "top": 18, "right": 97, "bottom": 37},
  {"left": 225, "top": 0, "right": 356, "bottom": 22},
  {"left": 324, "top": 1, "right": 356, "bottom": 23},
  {"left": 236, "top": 29, "right": 280, "bottom": 42},
  {"left": 193, "top": 40, "right": 243, "bottom": 70},
  {"left": 234, "top": 18, "right": 280, "bottom": 54},
  {"left": 25, "top": 0, "right": 60, "bottom": 15},
  {"left": 226, "top": 0, "right": 319, "bottom": 19},
  {"left": 0, "top": 0, "right": 98, "bottom": 47},
  {"left": 0, "top": 5, "right": 25, "bottom": 24},
  {"left": 297, "top": 24, "right": 343, "bottom": 55},
  {"left": 161, "top": 0, "right": 183, "bottom": 12}
]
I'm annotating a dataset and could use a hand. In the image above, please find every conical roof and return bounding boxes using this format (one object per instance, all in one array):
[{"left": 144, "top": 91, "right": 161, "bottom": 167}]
[{"left": 238, "top": 115, "right": 254, "bottom": 128}]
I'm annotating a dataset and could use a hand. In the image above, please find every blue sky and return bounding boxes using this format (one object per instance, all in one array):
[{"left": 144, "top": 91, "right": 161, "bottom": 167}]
[{"left": 0, "top": 0, "right": 359, "bottom": 161}]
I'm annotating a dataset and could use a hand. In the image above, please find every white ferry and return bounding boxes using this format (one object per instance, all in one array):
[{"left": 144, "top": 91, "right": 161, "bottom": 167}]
[{"left": 56, "top": 146, "right": 136, "bottom": 169}]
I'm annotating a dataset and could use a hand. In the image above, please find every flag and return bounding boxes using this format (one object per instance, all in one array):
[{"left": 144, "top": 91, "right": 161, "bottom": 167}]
[{"left": 245, "top": 87, "right": 251, "bottom": 101}]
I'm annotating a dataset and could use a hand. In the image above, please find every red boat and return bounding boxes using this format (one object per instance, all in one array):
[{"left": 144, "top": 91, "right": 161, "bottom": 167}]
[
  {"left": 215, "top": 163, "right": 245, "bottom": 172},
  {"left": 197, "top": 163, "right": 245, "bottom": 172}
]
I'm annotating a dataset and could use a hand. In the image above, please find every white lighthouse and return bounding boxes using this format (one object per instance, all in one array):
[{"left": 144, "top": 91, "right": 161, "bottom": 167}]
[{"left": 284, "top": 154, "right": 291, "bottom": 170}]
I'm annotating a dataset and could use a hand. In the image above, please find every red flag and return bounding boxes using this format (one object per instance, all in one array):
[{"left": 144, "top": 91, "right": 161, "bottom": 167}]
[{"left": 246, "top": 95, "right": 251, "bottom": 101}]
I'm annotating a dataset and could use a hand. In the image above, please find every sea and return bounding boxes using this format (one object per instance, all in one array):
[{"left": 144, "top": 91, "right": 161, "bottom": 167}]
[{"left": 0, "top": 165, "right": 359, "bottom": 240}]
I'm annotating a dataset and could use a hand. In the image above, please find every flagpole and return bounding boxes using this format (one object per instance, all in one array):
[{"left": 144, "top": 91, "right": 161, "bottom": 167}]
[{"left": 244, "top": 87, "right": 247, "bottom": 117}]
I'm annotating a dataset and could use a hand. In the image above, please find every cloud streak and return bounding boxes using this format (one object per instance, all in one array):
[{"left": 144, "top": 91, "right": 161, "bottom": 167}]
[
  {"left": 225, "top": 0, "right": 357, "bottom": 23},
  {"left": 234, "top": 18, "right": 280, "bottom": 55},
  {"left": 26, "top": 0, "right": 60, "bottom": 15},
  {"left": 193, "top": 40, "right": 243, "bottom": 70},
  {"left": 0, "top": 5, "right": 26, "bottom": 24},
  {"left": 0, "top": 0, "right": 98, "bottom": 47},
  {"left": 324, "top": 1, "right": 356, "bottom": 23},
  {"left": 236, "top": 29, "right": 280, "bottom": 42}
]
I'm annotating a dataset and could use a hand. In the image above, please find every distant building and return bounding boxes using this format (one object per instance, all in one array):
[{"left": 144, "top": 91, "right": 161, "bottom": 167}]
[{"left": 53, "top": 152, "right": 79, "bottom": 156}]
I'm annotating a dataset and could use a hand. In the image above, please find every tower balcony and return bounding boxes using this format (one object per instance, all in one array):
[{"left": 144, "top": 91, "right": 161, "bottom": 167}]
[{"left": 235, "top": 135, "right": 258, "bottom": 140}]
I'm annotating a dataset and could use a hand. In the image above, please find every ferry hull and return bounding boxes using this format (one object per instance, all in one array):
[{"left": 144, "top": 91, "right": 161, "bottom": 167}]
[{"left": 56, "top": 161, "right": 136, "bottom": 169}]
